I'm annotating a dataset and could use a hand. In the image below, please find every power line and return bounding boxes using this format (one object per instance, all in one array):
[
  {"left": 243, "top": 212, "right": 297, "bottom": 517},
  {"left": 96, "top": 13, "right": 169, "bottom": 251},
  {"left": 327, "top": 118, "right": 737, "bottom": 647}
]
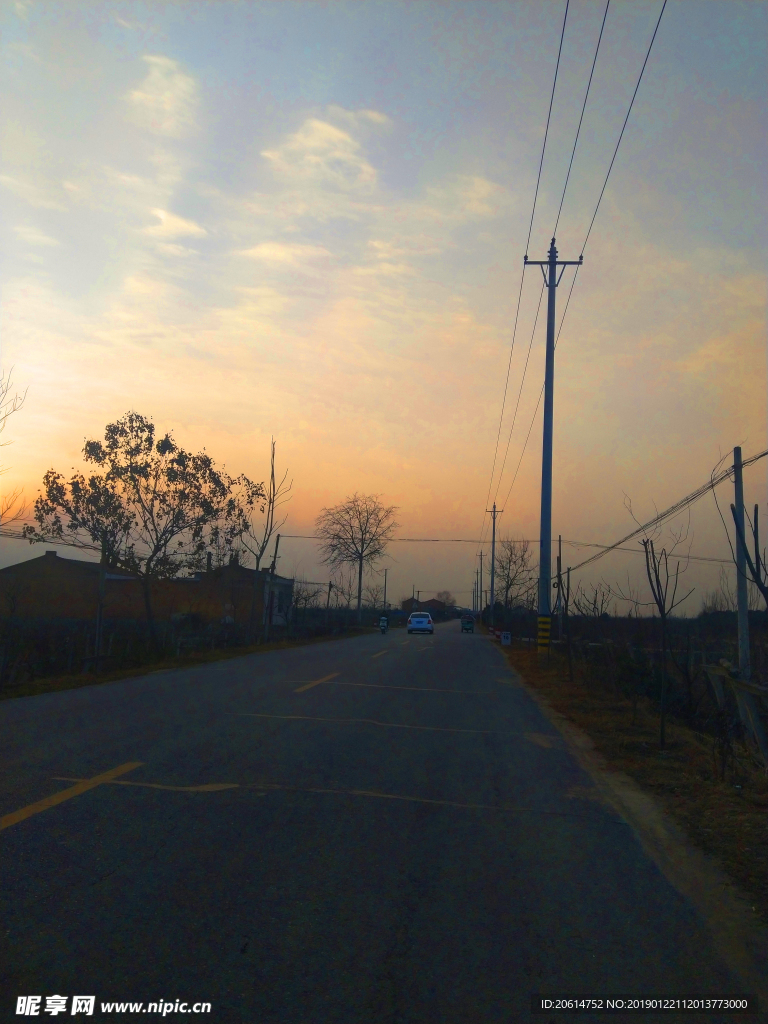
[
  {"left": 476, "top": 0, "right": 570, "bottom": 562},
  {"left": 525, "top": 0, "right": 570, "bottom": 255},
  {"left": 553, "top": 0, "right": 611, "bottom": 237},
  {"left": 489, "top": 3, "right": 609, "bottom": 519},
  {"left": 498, "top": 265, "right": 580, "bottom": 512},
  {"left": 568, "top": 448, "right": 768, "bottom": 574},
  {"left": 580, "top": 0, "right": 667, "bottom": 254},
  {"left": 494, "top": 0, "right": 668, "bottom": 515},
  {"left": 491, "top": 282, "right": 546, "bottom": 507},
  {"left": 280, "top": 533, "right": 734, "bottom": 566}
]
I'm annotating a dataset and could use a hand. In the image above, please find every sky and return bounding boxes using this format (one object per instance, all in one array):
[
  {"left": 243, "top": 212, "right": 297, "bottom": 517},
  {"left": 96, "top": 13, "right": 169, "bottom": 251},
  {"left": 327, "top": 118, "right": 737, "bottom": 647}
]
[{"left": 1, "top": 0, "right": 766, "bottom": 613}]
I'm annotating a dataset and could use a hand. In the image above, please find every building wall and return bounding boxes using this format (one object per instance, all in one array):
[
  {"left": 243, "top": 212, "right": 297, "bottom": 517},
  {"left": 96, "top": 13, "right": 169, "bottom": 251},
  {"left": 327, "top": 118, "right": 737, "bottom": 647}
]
[{"left": 0, "top": 552, "right": 292, "bottom": 628}]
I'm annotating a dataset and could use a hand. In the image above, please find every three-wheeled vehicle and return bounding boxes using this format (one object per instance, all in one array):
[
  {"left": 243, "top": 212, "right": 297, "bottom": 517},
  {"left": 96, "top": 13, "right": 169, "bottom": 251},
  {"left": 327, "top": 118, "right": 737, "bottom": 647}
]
[{"left": 461, "top": 615, "right": 474, "bottom": 633}]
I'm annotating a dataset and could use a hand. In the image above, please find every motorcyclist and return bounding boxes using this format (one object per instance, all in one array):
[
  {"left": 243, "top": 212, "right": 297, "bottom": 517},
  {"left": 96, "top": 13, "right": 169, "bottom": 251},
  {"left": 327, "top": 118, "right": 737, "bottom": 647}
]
[{"left": 379, "top": 614, "right": 389, "bottom": 633}]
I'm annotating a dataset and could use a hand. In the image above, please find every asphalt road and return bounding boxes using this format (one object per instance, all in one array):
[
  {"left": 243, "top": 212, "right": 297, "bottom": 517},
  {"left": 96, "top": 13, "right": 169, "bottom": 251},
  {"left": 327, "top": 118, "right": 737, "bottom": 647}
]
[{"left": 0, "top": 622, "right": 756, "bottom": 1022}]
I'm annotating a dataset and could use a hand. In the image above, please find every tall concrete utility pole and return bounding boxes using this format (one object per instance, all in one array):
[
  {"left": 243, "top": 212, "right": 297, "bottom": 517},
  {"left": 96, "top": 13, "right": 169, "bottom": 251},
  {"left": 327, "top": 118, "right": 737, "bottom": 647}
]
[
  {"left": 487, "top": 503, "right": 502, "bottom": 629},
  {"left": 383, "top": 567, "right": 388, "bottom": 613},
  {"left": 479, "top": 551, "right": 484, "bottom": 615},
  {"left": 524, "top": 238, "right": 583, "bottom": 656},
  {"left": 733, "top": 447, "right": 751, "bottom": 681}
]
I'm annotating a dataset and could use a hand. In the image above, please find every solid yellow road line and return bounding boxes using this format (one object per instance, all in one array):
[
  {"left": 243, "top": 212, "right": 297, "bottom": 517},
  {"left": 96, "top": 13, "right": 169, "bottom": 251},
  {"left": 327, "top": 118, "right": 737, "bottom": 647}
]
[
  {"left": 294, "top": 672, "right": 340, "bottom": 693},
  {"left": 0, "top": 761, "right": 144, "bottom": 832},
  {"left": 52, "top": 778, "right": 239, "bottom": 793},
  {"left": 233, "top": 712, "right": 493, "bottom": 734},
  {"left": 371, "top": 650, "right": 388, "bottom": 659}
]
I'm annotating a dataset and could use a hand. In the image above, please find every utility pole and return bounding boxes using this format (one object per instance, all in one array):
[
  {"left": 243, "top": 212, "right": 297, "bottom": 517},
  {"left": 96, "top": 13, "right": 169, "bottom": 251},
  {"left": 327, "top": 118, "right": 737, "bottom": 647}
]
[
  {"left": 383, "top": 567, "right": 388, "bottom": 613},
  {"left": 263, "top": 533, "right": 281, "bottom": 643},
  {"left": 486, "top": 503, "right": 502, "bottom": 630},
  {"left": 325, "top": 580, "right": 333, "bottom": 626},
  {"left": 733, "top": 447, "right": 751, "bottom": 681},
  {"left": 479, "top": 551, "right": 484, "bottom": 616},
  {"left": 524, "top": 238, "right": 583, "bottom": 658},
  {"left": 556, "top": 535, "right": 563, "bottom": 641}
]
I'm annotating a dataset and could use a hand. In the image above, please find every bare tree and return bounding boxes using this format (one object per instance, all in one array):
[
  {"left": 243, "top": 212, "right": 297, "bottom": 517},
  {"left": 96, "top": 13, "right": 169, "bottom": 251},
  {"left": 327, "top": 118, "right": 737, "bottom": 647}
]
[
  {"left": 237, "top": 438, "right": 292, "bottom": 636},
  {"left": 332, "top": 566, "right": 357, "bottom": 626},
  {"left": 730, "top": 503, "right": 768, "bottom": 610},
  {"left": 315, "top": 494, "right": 399, "bottom": 624},
  {"left": 364, "top": 581, "right": 384, "bottom": 611},
  {"left": 495, "top": 538, "right": 535, "bottom": 610},
  {"left": 641, "top": 531, "right": 694, "bottom": 750},
  {"left": 435, "top": 590, "right": 456, "bottom": 608},
  {"left": 0, "top": 368, "right": 28, "bottom": 529},
  {"left": 240, "top": 438, "right": 292, "bottom": 572},
  {"left": 572, "top": 581, "right": 612, "bottom": 619},
  {"left": 292, "top": 577, "right": 323, "bottom": 623}
]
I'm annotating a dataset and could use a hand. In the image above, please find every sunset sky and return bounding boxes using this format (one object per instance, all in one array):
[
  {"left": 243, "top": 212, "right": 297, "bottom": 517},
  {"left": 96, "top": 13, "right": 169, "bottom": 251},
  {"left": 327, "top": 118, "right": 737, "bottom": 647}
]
[{"left": 1, "top": 0, "right": 766, "bottom": 611}]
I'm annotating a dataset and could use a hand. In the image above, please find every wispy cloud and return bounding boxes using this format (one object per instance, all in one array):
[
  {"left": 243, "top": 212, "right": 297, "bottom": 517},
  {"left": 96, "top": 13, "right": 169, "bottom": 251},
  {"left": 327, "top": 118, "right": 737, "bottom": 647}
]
[
  {"left": 143, "top": 208, "right": 207, "bottom": 239},
  {"left": 127, "top": 56, "right": 199, "bottom": 139},
  {"left": 14, "top": 224, "right": 60, "bottom": 247},
  {"left": 262, "top": 118, "right": 378, "bottom": 192},
  {"left": 237, "top": 242, "right": 333, "bottom": 267}
]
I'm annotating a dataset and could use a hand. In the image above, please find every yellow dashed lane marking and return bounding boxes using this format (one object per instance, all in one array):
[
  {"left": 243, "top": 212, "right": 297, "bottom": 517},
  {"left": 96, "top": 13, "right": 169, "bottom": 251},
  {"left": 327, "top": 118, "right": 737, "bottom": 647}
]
[
  {"left": 233, "top": 712, "right": 493, "bottom": 734},
  {"left": 318, "top": 681, "right": 496, "bottom": 694},
  {"left": 0, "top": 762, "right": 143, "bottom": 832},
  {"left": 294, "top": 672, "right": 340, "bottom": 693}
]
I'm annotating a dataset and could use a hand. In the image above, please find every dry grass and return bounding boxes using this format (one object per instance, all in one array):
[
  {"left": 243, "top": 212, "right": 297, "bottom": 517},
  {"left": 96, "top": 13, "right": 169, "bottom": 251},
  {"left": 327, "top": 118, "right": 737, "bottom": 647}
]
[
  {"left": 504, "top": 643, "right": 768, "bottom": 925},
  {"left": 0, "top": 627, "right": 372, "bottom": 702}
]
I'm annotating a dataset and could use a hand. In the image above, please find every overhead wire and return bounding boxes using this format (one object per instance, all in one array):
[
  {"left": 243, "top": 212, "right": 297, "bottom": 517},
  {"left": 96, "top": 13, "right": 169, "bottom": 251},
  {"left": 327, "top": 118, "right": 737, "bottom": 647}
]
[
  {"left": 491, "top": 282, "right": 546, "bottom": 507},
  {"left": 476, "top": 0, "right": 571, "bottom": 560},
  {"left": 495, "top": 0, "right": 667, "bottom": 523},
  {"left": 491, "top": 0, "right": 608, "bottom": 520},
  {"left": 567, "top": 449, "right": 768, "bottom": 574}
]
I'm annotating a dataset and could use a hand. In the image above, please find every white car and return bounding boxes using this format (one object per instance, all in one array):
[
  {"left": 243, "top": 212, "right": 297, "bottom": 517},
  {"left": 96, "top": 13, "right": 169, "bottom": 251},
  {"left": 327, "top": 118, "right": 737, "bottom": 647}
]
[{"left": 407, "top": 612, "right": 434, "bottom": 634}]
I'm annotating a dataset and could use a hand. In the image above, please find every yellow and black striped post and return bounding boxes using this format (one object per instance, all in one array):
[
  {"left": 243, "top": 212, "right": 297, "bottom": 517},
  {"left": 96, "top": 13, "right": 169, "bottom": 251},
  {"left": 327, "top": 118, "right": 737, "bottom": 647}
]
[{"left": 537, "top": 615, "right": 551, "bottom": 656}]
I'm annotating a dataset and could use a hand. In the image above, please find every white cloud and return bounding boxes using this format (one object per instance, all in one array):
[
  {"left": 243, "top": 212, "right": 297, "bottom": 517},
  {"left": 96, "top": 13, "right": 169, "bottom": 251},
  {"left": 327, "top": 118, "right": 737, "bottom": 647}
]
[
  {"left": 237, "top": 242, "right": 332, "bottom": 266},
  {"left": 262, "top": 118, "right": 377, "bottom": 192},
  {"left": 144, "top": 208, "right": 207, "bottom": 239},
  {"left": 326, "top": 105, "right": 393, "bottom": 130},
  {"left": 127, "top": 55, "right": 198, "bottom": 139},
  {"left": 14, "top": 224, "right": 60, "bottom": 246},
  {"left": 0, "top": 175, "right": 67, "bottom": 211}
]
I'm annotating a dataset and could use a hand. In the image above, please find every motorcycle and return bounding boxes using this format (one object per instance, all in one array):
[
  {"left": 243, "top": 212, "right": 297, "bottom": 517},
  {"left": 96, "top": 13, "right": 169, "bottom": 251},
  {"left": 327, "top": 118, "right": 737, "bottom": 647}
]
[{"left": 379, "top": 618, "right": 389, "bottom": 634}]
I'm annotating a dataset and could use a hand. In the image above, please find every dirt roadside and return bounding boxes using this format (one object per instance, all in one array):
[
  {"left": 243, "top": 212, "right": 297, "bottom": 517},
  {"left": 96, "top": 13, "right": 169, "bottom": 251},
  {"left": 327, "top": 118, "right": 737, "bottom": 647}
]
[{"left": 500, "top": 641, "right": 768, "bottom": 1010}]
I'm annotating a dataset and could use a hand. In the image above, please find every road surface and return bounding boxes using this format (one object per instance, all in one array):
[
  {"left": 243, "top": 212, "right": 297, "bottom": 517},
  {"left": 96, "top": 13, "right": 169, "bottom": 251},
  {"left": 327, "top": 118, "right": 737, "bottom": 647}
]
[{"left": 0, "top": 622, "right": 760, "bottom": 1021}]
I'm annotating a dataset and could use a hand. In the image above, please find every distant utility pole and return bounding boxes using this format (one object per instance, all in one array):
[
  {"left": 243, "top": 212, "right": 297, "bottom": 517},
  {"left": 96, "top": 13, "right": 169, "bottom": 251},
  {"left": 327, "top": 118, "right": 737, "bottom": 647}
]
[
  {"left": 263, "top": 533, "right": 281, "bottom": 643},
  {"left": 486, "top": 503, "right": 502, "bottom": 629},
  {"left": 556, "top": 535, "right": 563, "bottom": 641},
  {"left": 383, "top": 567, "right": 388, "bottom": 612},
  {"left": 479, "top": 551, "right": 484, "bottom": 614},
  {"left": 524, "top": 238, "right": 583, "bottom": 657},
  {"left": 733, "top": 447, "right": 751, "bottom": 680},
  {"left": 325, "top": 580, "right": 333, "bottom": 626}
]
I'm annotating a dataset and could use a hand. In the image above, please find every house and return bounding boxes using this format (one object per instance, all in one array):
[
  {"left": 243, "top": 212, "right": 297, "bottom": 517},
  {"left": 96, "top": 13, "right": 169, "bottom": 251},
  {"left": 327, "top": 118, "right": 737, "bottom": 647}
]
[
  {"left": 0, "top": 549, "right": 294, "bottom": 629},
  {"left": 400, "top": 597, "right": 447, "bottom": 616}
]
